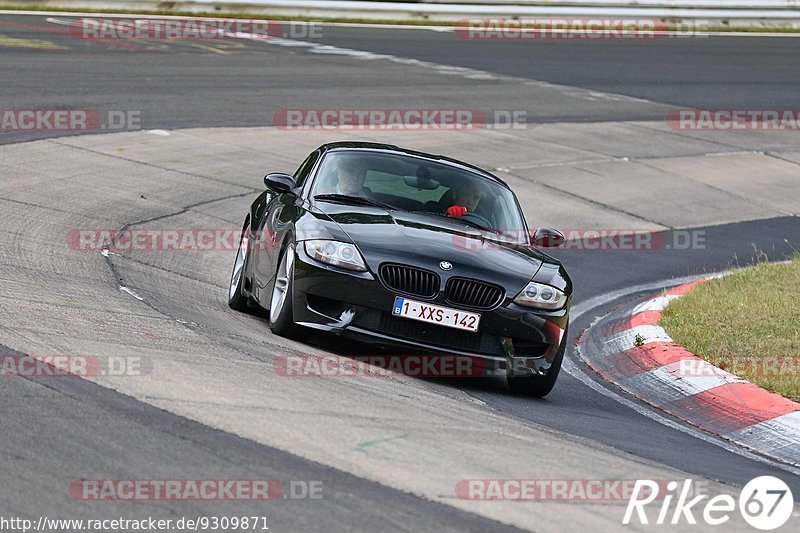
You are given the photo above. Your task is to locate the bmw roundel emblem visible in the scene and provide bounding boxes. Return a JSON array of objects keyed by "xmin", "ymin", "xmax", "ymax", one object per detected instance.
[{"xmin": 439, "ymin": 261, "xmax": 452, "ymax": 271}]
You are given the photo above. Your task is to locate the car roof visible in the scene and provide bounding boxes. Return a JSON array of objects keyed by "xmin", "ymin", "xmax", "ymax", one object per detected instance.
[{"xmin": 316, "ymin": 141, "xmax": 510, "ymax": 189}]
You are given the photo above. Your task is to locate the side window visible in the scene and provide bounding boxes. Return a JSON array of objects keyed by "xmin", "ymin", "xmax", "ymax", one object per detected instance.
[{"xmin": 293, "ymin": 150, "xmax": 320, "ymax": 188}]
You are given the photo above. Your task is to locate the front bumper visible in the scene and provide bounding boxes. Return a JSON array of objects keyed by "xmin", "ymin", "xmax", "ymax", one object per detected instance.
[{"xmin": 291, "ymin": 246, "xmax": 569, "ymax": 377}]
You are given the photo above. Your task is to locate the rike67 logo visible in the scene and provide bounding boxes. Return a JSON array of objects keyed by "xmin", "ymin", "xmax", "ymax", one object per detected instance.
[{"xmin": 624, "ymin": 476, "xmax": 794, "ymax": 530}]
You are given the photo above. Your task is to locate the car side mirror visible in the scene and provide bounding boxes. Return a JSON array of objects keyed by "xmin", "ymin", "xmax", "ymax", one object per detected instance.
[
  {"xmin": 532, "ymin": 228, "xmax": 565, "ymax": 247},
  {"xmin": 264, "ymin": 173, "xmax": 297, "ymax": 194}
]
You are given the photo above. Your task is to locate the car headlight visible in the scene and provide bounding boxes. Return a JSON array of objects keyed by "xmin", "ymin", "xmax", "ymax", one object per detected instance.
[
  {"xmin": 304, "ymin": 240, "xmax": 367, "ymax": 272},
  {"xmin": 513, "ymin": 281, "xmax": 567, "ymax": 310}
]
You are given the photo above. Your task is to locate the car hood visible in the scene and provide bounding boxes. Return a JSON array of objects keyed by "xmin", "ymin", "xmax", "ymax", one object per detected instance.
[{"xmin": 309, "ymin": 203, "xmax": 547, "ymax": 294}]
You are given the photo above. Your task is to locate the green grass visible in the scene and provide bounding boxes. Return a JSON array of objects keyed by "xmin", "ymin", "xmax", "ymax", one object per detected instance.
[
  {"xmin": 3, "ymin": 4, "xmax": 800, "ymax": 33},
  {"xmin": 660, "ymin": 255, "xmax": 800, "ymax": 402}
]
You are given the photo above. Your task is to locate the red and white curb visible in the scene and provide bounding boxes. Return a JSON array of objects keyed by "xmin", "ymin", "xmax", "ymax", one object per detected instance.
[{"xmin": 578, "ymin": 279, "xmax": 800, "ymax": 466}]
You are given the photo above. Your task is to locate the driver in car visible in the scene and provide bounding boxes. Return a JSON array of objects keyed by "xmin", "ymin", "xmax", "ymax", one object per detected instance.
[
  {"xmin": 444, "ymin": 183, "xmax": 482, "ymax": 218},
  {"xmin": 320, "ymin": 157, "xmax": 372, "ymax": 197}
]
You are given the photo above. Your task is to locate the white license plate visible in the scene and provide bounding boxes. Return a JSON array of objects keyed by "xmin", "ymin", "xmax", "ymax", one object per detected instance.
[{"xmin": 391, "ymin": 296, "xmax": 480, "ymax": 333}]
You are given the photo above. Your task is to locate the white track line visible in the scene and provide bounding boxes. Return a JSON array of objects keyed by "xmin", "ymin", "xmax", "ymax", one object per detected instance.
[{"xmin": 6, "ymin": 10, "xmax": 800, "ymax": 37}]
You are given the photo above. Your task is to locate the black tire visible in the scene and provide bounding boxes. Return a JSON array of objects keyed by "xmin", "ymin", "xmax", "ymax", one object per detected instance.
[
  {"xmin": 268, "ymin": 243, "xmax": 310, "ymax": 341},
  {"xmin": 507, "ymin": 326, "xmax": 568, "ymax": 398},
  {"xmin": 228, "ymin": 218, "xmax": 251, "ymax": 312}
]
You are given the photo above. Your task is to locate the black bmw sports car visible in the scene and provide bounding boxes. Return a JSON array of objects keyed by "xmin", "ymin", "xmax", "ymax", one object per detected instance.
[{"xmin": 228, "ymin": 142, "xmax": 572, "ymax": 397}]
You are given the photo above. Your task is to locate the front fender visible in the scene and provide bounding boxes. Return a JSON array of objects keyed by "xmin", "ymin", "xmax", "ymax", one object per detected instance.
[{"xmin": 294, "ymin": 207, "xmax": 353, "ymax": 243}]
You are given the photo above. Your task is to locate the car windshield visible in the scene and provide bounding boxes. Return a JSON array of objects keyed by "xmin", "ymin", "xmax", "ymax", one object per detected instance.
[{"xmin": 311, "ymin": 150, "xmax": 528, "ymax": 242}]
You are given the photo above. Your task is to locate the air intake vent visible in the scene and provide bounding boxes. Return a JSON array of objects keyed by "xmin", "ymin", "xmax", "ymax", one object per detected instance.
[
  {"xmin": 445, "ymin": 277, "xmax": 504, "ymax": 309},
  {"xmin": 379, "ymin": 264, "xmax": 440, "ymax": 299}
]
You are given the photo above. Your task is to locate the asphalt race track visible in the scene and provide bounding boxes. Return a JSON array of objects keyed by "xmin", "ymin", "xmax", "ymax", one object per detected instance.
[{"xmin": 1, "ymin": 12, "xmax": 799, "ymax": 532}]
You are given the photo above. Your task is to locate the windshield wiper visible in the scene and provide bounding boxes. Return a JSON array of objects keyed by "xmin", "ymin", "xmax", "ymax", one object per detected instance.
[
  {"xmin": 410, "ymin": 210, "xmax": 499, "ymax": 233},
  {"xmin": 314, "ymin": 194, "xmax": 397, "ymax": 210}
]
